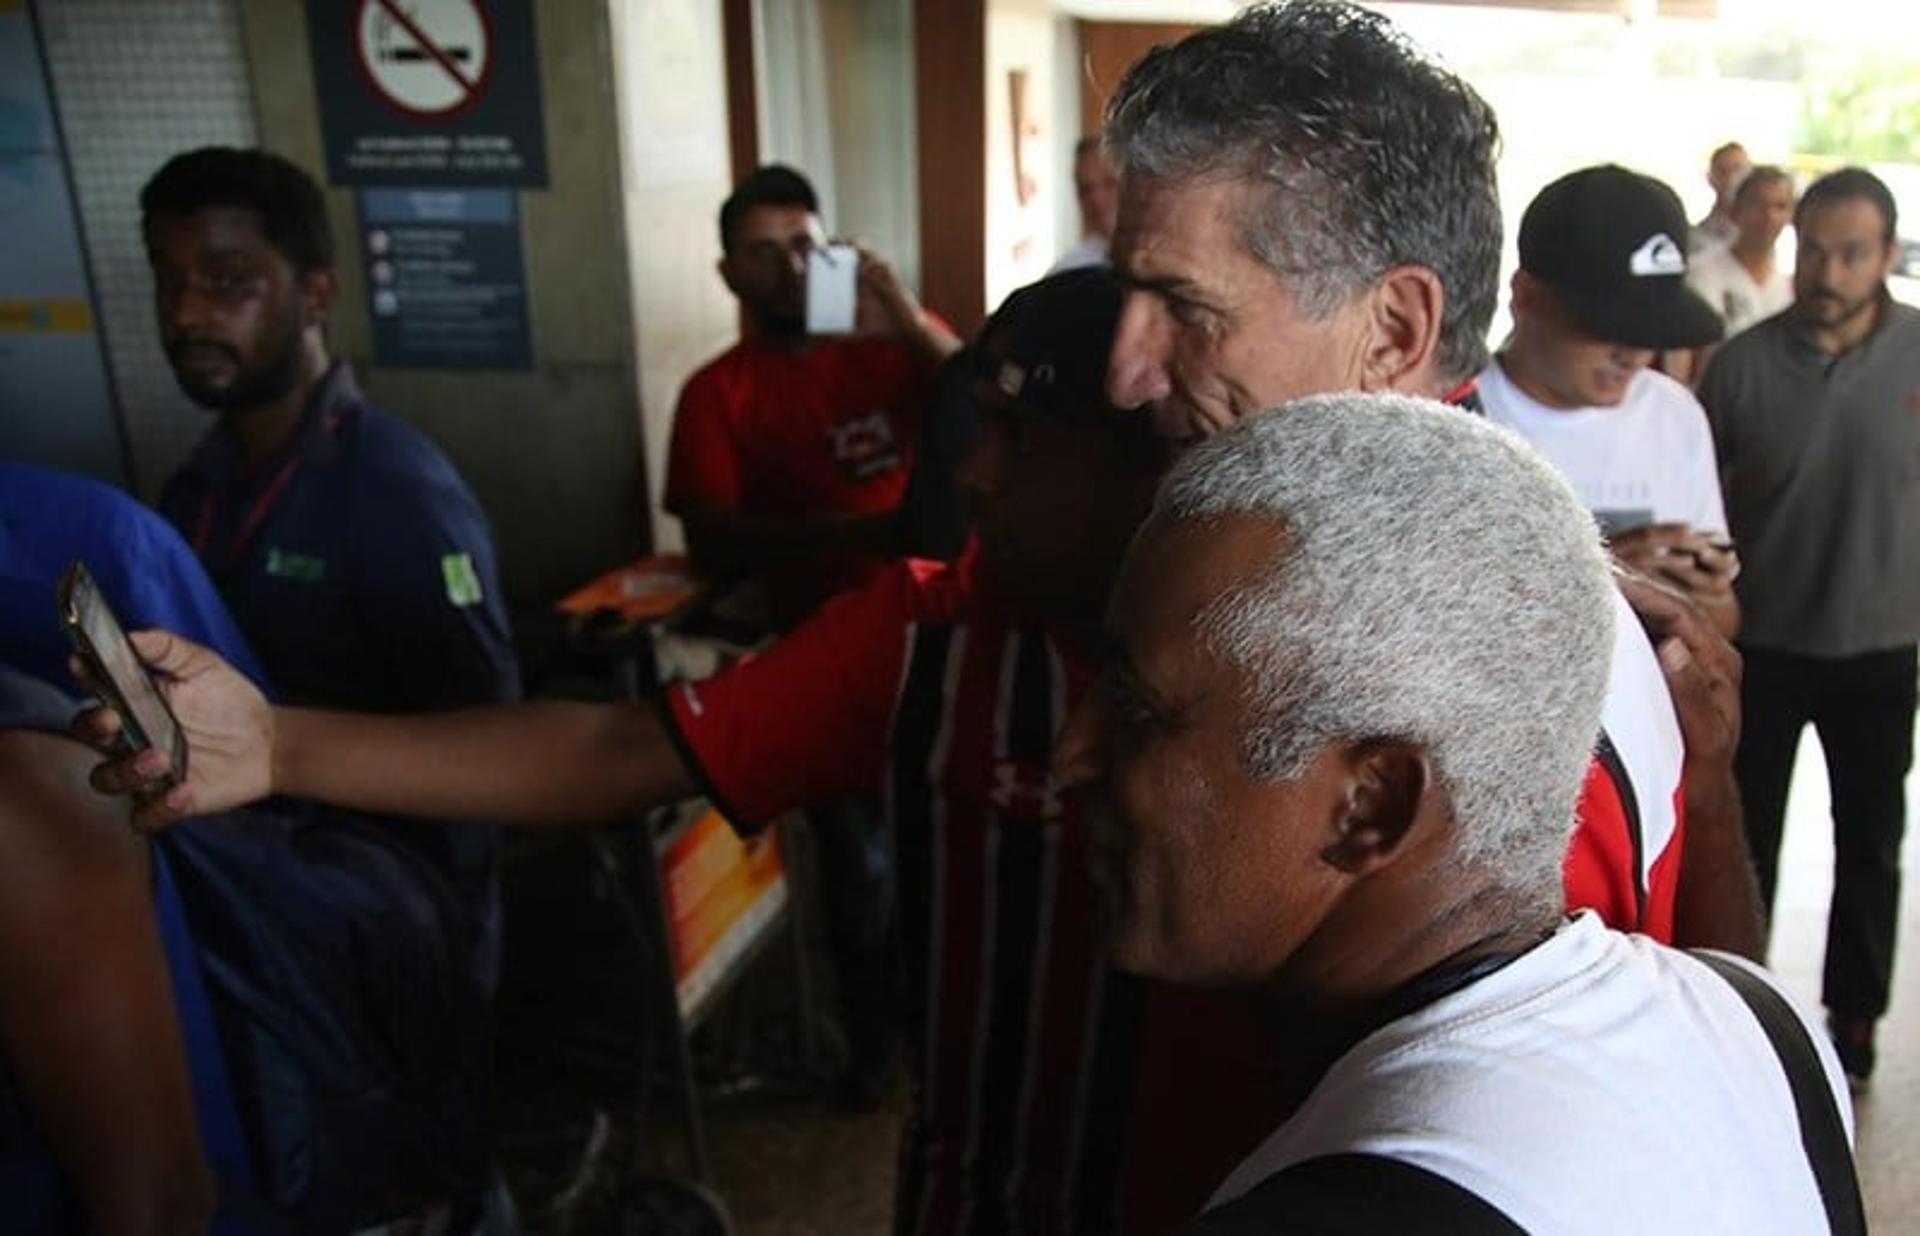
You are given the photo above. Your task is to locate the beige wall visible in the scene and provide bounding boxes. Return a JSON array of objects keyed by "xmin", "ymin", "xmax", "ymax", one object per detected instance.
[
  {"xmin": 984, "ymin": 0, "xmax": 1058, "ymax": 312},
  {"xmin": 611, "ymin": 0, "xmax": 740, "ymax": 555},
  {"xmin": 239, "ymin": 2, "xmax": 651, "ymax": 612}
]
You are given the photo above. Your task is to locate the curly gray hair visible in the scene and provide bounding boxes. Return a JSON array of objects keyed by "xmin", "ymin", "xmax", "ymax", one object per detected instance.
[
  {"xmin": 1154, "ymin": 393, "xmax": 1614, "ymax": 896},
  {"xmin": 1104, "ymin": 0, "xmax": 1503, "ymax": 383}
]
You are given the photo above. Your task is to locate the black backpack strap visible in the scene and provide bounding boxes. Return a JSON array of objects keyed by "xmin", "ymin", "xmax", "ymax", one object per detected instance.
[
  {"xmin": 1691, "ymin": 950, "xmax": 1866, "ymax": 1236},
  {"xmin": 1178, "ymin": 1153, "xmax": 1525, "ymax": 1235}
]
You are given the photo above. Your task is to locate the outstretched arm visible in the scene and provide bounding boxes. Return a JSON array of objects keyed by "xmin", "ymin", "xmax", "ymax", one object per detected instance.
[{"xmin": 83, "ymin": 629, "xmax": 695, "ymax": 832}]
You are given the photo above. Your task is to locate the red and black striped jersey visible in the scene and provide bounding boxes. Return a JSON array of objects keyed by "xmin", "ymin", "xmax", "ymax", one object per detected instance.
[
  {"xmin": 666, "ymin": 548, "xmax": 1150, "ymax": 1233},
  {"xmin": 661, "ymin": 541, "xmax": 1686, "ymax": 1234}
]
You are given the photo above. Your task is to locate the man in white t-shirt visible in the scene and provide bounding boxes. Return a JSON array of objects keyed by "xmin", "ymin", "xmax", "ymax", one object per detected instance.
[
  {"xmin": 1686, "ymin": 164, "xmax": 1795, "ymax": 338},
  {"xmin": 1483, "ymin": 164, "xmax": 1742, "ymax": 637},
  {"xmin": 1690, "ymin": 141, "xmax": 1749, "ymax": 254},
  {"xmin": 1055, "ymin": 394, "xmax": 1856, "ymax": 1235}
]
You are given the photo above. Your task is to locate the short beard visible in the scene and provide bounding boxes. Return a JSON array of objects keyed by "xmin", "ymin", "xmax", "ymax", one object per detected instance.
[
  {"xmin": 1797, "ymin": 289, "xmax": 1878, "ymax": 331},
  {"xmin": 171, "ymin": 305, "xmax": 308, "ymax": 416}
]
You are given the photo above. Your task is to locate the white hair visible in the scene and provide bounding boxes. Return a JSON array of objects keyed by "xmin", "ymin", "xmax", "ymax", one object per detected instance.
[{"xmin": 1155, "ymin": 393, "xmax": 1616, "ymax": 897}]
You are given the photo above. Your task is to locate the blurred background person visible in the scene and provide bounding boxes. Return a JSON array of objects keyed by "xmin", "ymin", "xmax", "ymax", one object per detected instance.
[
  {"xmin": 1687, "ymin": 163, "xmax": 1797, "ymax": 339},
  {"xmin": 1699, "ymin": 166, "xmax": 1920, "ymax": 1091},
  {"xmin": 1050, "ymin": 137, "xmax": 1120, "ymax": 273},
  {"xmin": 1690, "ymin": 140, "xmax": 1751, "ymax": 253}
]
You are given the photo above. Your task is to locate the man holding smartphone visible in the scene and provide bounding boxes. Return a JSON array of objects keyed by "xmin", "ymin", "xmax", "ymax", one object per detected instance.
[
  {"xmin": 1478, "ymin": 166, "xmax": 1742, "ymax": 638},
  {"xmin": 665, "ymin": 164, "xmax": 961, "ymax": 1106},
  {"xmin": 667, "ymin": 163, "xmax": 961, "ymax": 630}
]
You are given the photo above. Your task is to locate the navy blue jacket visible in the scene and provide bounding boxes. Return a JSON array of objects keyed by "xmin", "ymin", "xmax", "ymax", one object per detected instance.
[
  {"xmin": 159, "ymin": 362, "xmax": 517, "ymax": 713},
  {"xmin": 160, "ymin": 363, "xmax": 518, "ymax": 987}
]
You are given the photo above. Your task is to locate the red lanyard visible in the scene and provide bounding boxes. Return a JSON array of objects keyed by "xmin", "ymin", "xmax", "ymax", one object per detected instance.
[
  {"xmin": 1440, "ymin": 375, "xmax": 1480, "ymax": 407},
  {"xmin": 192, "ymin": 454, "xmax": 302, "ymax": 559}
]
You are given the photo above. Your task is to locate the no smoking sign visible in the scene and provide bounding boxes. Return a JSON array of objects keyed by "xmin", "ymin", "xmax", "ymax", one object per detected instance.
[
  {"xmin": 355, "ymin": 0, "xmax": 492, "ymax": 118},
  {"xmin": 308, "ymin": 0, "xmax": 547, "ymax": 186}
]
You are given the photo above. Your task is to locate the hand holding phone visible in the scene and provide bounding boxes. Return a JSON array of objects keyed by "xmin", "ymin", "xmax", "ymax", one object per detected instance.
[
  {"xmin": 805, "ymin": 242, "xmax": 860, "ymax": 336},
  {"xmin": 59, "ymin": 562, "xmax": 186, "ymax": 788}
]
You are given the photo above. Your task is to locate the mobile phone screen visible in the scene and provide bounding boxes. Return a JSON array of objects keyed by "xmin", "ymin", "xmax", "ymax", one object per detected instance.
[
  {"xmin": 805, "ymin": 243, "xmax": 859, "ymax": 336},
  {"xmin": 60, "ymin": 563, "xmax": 185, "ymax": 781}
]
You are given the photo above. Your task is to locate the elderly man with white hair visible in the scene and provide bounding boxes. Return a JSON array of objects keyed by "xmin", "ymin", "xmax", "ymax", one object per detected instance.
[{"xmin": 1054, "ymin": 393, "xmax": 1860, "ymax": 1235}]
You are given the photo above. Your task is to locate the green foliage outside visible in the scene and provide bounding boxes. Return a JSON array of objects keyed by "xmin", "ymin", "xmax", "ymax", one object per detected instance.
[{"xmin": 1799, "ymin": 57, "xmax": 1920, "ymax": 163}]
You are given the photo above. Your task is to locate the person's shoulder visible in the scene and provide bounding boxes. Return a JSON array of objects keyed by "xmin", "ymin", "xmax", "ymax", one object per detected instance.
[
  {"xmin": 1, "ymin": 461, "xmax": 144, "ymax": 528},
  {"xmin": 1, "ymin": 462, "xmax": 198, "ymax": 567},
  {"xmin": 1884, "ymin": 300, "xmax": 1920, "ymax": 338},
  {"xmin": 1470, "ymin": 358, "xmax": 1526, "ymax": 422},
  {"xmin": 1182, "ymin": 1154, "xmax": 1525, "ymax": 1236},
  {"xmin": 1630, "ymin": 366, "xmax": 1710, "ymax": 419},
  {"xmin": 682, "ymin": 340, "xmax": 756, "ymax": 392},
  {"xmin": 335, "ymin": 402, "xmax": 480, "ymax": 503},
  {"xmin": 1730, "ymin": 306, "xmax": 1795, "ymax": 350},
  {"xmin": 673, "ymin": 340, "xmax": 766, "ymax": 424},
  {"xmin": 1702, "ymin": 314, "xmax": 1788, "ymax": 384}
]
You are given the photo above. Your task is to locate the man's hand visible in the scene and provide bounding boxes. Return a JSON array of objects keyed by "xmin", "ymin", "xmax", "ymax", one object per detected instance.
[
  {"xmin": 853, "ymin": 245, "xmax": 961, "ymax": 362},
  {"xmin": 1615, "ymin": 569, "xmax": 1740, "ymax": 761},
  {"xmin": 1608, "ymin": 523, "xmax": 1740, "ymax": 636},
  {"xmin": 1616, "ymin": 569, "xmax": 1765, "ymax": 959},
  {"xmin": 75, "ymin": 630, "xmax": 274, "ymax": 832}
]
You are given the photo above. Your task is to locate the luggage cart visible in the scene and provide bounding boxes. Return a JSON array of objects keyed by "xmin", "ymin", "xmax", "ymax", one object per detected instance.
[{"xmin": 546, "ymin": 556, "xmax": 820, "ymax": 1234}]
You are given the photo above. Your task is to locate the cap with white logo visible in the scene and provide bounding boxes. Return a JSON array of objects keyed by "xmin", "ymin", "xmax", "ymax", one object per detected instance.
[{"xmin": 1519, "ymin": 164, "xmax": 1724, "ymax": 350}]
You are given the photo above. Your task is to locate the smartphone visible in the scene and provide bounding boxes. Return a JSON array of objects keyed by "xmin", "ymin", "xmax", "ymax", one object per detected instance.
[
  {"xmin": 805, "ymin": 243, "xmax": 860, "ymax": 336},
  {"xmin": 58, "ymin": 561, "xmax": 186, "ymax": 786}
]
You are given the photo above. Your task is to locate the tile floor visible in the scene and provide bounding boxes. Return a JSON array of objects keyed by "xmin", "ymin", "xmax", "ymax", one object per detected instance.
[{"xmin": 1765, "ymin": 732, "xmax": 1919, "ymax": 1233}]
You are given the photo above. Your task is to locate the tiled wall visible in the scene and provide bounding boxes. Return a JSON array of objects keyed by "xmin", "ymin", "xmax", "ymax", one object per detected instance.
[{"xmin": 37, "ymin": 0, "xmax": 258, "ymax": 497}]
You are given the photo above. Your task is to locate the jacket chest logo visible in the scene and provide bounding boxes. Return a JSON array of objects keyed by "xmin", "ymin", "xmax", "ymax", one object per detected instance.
[{"xmin": 264, "ymin": 547, "xmax": 327, "ymax": 583}]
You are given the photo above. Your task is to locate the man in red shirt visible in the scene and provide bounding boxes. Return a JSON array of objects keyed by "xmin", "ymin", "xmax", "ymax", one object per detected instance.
[
  {"xmin": 667, "ymin": 165, "xmax": 964, "ymax": 1102},
  {"xmin": 666, "ymin": 164, "xmax": 961, "ymax": 630}
]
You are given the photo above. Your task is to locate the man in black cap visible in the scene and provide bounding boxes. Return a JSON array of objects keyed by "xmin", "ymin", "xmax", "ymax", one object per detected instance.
[{"xmin": 1478, "ymin": 165, "xmax": 1741, "ymax": 637}]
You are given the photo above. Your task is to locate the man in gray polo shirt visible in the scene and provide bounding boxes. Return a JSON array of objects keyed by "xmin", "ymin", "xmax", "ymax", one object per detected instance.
[{"xmin": 1698, "ymin": 166, "xmax": 1920, "ymax": 1087}]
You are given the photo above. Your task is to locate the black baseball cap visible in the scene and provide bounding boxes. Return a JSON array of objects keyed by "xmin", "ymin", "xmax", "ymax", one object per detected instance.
[
  {"xmin": 966, "ymin": 266, "xmax": 1124, "ymax": 423},
  {"xmin": 1519, "ymin": 165, "xmax": 1724, "ymax": 350}
]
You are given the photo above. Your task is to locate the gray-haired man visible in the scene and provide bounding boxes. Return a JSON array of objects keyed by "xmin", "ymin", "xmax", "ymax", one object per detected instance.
[
  {"xmin": 1054, "ymin": 393, "xmax": 1855, "ymax": 1233},
  {"xmin": 1099, "ymin": 0, "xmax": 1762, "ymax": 958}
]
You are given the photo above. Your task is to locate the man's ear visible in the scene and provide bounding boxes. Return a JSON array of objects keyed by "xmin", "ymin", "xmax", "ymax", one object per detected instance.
[
  {"xmin": 1509, "ymin": 268, "xmax": 1544, "ymax": 319},
  {"xmin": 717, "ymin": 254, "xmax": 742, "ymax": 296},
  {"xmin": 1319, "ymin": 738, "xmax": 1432, "ymax": 876},
  {"xmin": 1359, "ymin": 265, "xmax": 1445, "ymax": 393},
  {"xmin": 300, "ymin": 268, "xmax": 339, "ymax": 327}
]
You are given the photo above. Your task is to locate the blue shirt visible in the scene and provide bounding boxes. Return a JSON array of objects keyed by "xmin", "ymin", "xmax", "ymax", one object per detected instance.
[
  {"xmin": 0, "ymin": 462, "xmax": 268, "ymax": 695},
  {"xmin": 0, "ymin": 667, "xmax": 267, "ymax": 1234}
]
